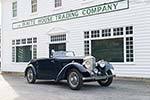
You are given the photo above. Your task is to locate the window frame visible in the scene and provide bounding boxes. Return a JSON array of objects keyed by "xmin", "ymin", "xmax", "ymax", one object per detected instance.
[
  {"xmin": 12, "ymin": 1, "xmax": 17, "ymax": 17},
  {"xmin": 54, "ymin": 0, "xmax": 62, "ymax": 8},
  {"xmin": 12, "ymin": 37, "xmax": 37, "ymax": 63},
  {"xmin": 84, "ymin": 26, "xmax": 134, "ymax": 64},
  {"xmin": 31, "ymin": 0, "xmax": 37, "ymax": 13}
]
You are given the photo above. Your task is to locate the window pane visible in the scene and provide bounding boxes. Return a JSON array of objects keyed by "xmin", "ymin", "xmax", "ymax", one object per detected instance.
[
  {"xmin": 84, "ymin": 41, "xmax": 89, "ymax": 56},
  {"xmin": 33, "ymin": 37, "xmax": 37, "ymax": 43},
  {"xmin": 49, "ymin": 43, "xmax": 66, "ymax": 57},
  {"xmin": 12, "ymin": 47, "xmax": 16, "ymax": 62},
  {"xmin": 33, "ymin": 45, "xmax": 37, "ymax": 59},
  {"xmin": 31, "ymin": 0, "xmax": 37, "ymax": 13},
  {"xmin": 27, "ymin": 38, "xmax": 32, "ymax": 44},
  {"xmin": 12, "ymin": 2, "xmax": 17, "ymax": 17},
  {"xmin": 16, "ymin": 46, "xmax": 32, "ymax": 62},
  {"xmin": 55, "ymin": 0, "xmax": 62, "ymax": 8},
  {"xmin": 126, "ymin": 37, "xmax": 134, "ymax": 62},
  {"xmin": 91, "ymin": 38, "xmax": 124, "ymax": 62},
  {"xmin": 51, "ymin": 34, "xmax": 66, "ymax": 42}
]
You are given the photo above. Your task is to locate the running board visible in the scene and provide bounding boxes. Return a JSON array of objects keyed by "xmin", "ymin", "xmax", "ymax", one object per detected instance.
[{"xmin": 83, "ymin": 75, "xmax": 115, "ymax": 81}]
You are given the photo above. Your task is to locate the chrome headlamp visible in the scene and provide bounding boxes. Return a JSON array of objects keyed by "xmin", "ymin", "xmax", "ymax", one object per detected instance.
[
  {"xmin": 82, "ymin": 56, "xmax": 96, "ymax": 71},
  {"xmin": 82, "ymin": 60, "xmax": 91, "ymax": 69},
  {"xmin": 93, "ymin": 68, "xmax": 98, "ymax": 74},
  {"xmin": 98, "ymin": 60, "xmax": 106, "ymax": 68}
]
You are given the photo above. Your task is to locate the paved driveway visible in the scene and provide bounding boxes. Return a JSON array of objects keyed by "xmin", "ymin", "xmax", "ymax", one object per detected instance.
[{"xmin": 0, "ymin": 74, "xmax": 150, "ymax": 100}]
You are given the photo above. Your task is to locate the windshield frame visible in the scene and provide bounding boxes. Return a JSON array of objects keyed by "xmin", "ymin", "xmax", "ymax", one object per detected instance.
[{"xmin": 52, "ymin": 51, "xmax": 75, "ymax": 57}]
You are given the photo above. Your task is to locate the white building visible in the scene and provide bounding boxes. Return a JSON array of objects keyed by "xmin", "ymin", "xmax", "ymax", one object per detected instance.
[
  {"xmin": 1, "ymin": 0, "xmax": 150, "ymax": 78},
  {"xmin": 0, "ymin": 27, "xmax": 1, "ymax": 71}
]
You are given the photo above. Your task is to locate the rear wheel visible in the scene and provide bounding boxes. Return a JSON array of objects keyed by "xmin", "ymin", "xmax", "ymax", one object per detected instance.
[
  {"xmin": 98, "ymin": 70, "xmax": 113, "ymax": 86},
  {"xmin": 67, "ymin": 69, "xmax": 83, "ymax": 90},
  {"xmin": 26, "ymin": 68, "xmax": 36, "ymax": 83}
]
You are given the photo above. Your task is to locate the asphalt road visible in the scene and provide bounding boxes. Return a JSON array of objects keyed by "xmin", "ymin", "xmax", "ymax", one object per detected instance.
[{"xmin": 0, "ymin": 74, "xmax": 150, "ymax": 100}]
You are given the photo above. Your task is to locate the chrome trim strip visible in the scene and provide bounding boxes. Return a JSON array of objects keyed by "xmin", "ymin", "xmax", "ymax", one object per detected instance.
[{"xmin": 83, "ymin": 75, "xmax": 115, "ymax": 81}]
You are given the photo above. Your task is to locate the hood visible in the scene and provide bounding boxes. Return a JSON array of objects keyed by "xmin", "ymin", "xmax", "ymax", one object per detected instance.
[{"xmin": 55, "ymin": 56, "xmax": 84, "ymax": 64}]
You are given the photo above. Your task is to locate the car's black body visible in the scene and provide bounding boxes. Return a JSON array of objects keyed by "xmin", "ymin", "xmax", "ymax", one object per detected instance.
[{"xmin": 25, "ymin": 51, "xmax": 115, "ymax": 90}]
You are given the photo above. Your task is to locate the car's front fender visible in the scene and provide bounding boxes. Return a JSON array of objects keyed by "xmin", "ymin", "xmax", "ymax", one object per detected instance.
[
  {"xmin": 56, "ymin": 62, "xmax": 87, "ymax": 81},
  {"xmin": 105, "ymin": 63, "xmax": 114, "ymax": 74}
]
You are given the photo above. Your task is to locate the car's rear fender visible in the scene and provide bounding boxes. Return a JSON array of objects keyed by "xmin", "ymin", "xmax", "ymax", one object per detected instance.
[
  {"xmin": 56, "ymin": 62, "xmax": 87, "ymax": 81},
  {"xmin": 24, "ymin": 64, "xmax": 36, "ymax": 77}
]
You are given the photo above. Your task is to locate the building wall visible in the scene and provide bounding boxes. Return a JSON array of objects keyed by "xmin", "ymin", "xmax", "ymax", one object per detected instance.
[{"xmin": 1, "ymin": 0, "xmax": 150, "ymax": 77}]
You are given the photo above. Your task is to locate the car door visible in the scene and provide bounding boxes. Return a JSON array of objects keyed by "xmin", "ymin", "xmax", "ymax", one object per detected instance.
[{"xmin": 37, "ymin": 59, "xmax": 57, "ymax": 79}]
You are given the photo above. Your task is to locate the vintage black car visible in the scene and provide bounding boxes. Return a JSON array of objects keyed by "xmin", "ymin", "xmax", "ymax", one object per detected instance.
[{"xmin": 25, "ymin": 51, "xmax": 115, "ymax": 90}]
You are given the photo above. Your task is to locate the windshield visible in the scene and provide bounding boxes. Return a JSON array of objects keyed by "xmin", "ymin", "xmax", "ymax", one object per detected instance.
[{"xmin": 53, "ymin": 51, "xmax": 75, "ymax": 57}]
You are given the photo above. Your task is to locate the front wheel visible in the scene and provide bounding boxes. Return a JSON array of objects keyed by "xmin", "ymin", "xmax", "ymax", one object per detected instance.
[
  {"xmin": 67, "ymin": 69, "xmax": 83, "ymax": 90},
  {"xmin": 98, "ymin": 70, "xmax": 113, "ymax": 86},
  {"xmin": 26, "ymin": 68, "xmax": 36, "ymax": 84}
]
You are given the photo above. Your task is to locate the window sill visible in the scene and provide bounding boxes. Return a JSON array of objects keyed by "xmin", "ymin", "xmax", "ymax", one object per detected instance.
[
  {"xmin": 12, "ymin": 62, "xmax": 29, "ymax": 65},
  {"xmin": 111, "ymin": 62, "xmax": 135, "ymax": 65},
  {"xmin": 81, "ymin": 0, "xmax": 94, "ymax": 5},
  {"xmin": 11, "ymin": 17, "xmax": 18, "ymax": 21},
  {"xmin": 53, "ymin": 6, "xmax": 63, "ymax": 12},
  {"xmin": 30, "ymin": 12, "xmax": 38, "ymax": 16}
]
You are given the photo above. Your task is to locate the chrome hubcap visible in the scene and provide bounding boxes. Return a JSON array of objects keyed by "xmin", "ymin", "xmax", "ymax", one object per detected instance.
[
  {"xmin": 69, "ymin": 72, "xmax": 79, "ymax": 87},
  {"xmin": 27, "ymin": 69, "xmax": 33, "ymax": 82}
]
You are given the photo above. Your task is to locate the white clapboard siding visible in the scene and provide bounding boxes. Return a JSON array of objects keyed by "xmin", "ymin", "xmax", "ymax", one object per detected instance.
[{"xmin": 1, "ymin": 0, "xmax": 150, "ymax": 78}]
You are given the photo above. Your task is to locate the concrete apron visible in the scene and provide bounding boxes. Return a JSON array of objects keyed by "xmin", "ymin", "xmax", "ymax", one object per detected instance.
[{"xmin": 1, "ymin": 72, "xmax": 150, "ymax": 83}]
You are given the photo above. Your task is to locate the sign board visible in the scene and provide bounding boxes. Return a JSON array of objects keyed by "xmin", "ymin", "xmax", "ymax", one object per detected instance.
[{"xmin": 12, "ymin": 0, "xmax": 129, "ymax": 29}]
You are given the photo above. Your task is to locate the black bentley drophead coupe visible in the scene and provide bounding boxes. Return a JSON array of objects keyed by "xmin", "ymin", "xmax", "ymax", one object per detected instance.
[{"xmin": 25, "ymin": 51, "xmax": 115, "ymax": 90}]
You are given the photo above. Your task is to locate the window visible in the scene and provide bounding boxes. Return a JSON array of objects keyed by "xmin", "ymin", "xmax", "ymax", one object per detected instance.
[
  {"xmin": 84, "ymin": 41, "xmax": 90, "ymax": 56},
  {"xmin": 102, "ymin": 29, "xmax": 111, "ymax": 37},
  {"xmin": 22, "ymin": 39, "xmax": 26, "ymax": 44},
  {"xmin": 91, "ymin": 30, "xmax": 100, "ymax": 38},
  {"xmin": 55, "ymin": 0, "xmax": 62, "ymax": 8},
  {"xmin": 91, "ymin": 38, "xmax": 124, "ymax": 62},
  {"xmin": 12, "ymin": 1, "xmax": 17, "ymax": 17},
  {"xmin": 126, "ymin": 26, "xmax": 133, "ymax": 35},
  {"xmin": 51, "ymin": 34, "xmax": 66, "ymax": 42},
  {"xmin": 12, "ymin": 40, "xmax": 15, "ymax": 45},
  {"xmin": 12, "ymin": 37, "xmax": 37, "ymax": 62},
  {"xmin": 84, "ymin": 26, "xmax": 134, "ymax": 63},
  {"xmin": 27, "ymin": 38, "xmax": 32, "ymax": 44},
  {"xmin": 126, "ymin": 37, "xmax": 134, "ymax": 62},
  {"xmin": 16, "ymin": 46, "xmax": 32, "ymax": 62},
  {"xmin": 33, "ymin": 37, "xmax": 37, "ymax": 43},
  {"xmin": 16, "ymin": 39, "xmax": 20, "ymax": 45},
  {"xmin": 12, "ymin": 47, "xmax": 16, "ymax": 62},
  {"xmin": 84, "ymin": 31, "xmax": 90, "ymax": 39},
  {"xmin": 113, "ymin": 27, "xmax": 123, "ymax": 36},
  {"xmin": 33, "ymin": 45, "xmax": 37, "ymax": 59},
  {"xmin": 31, "ymin": 0, "xmax": 37, "ymax": 13}
]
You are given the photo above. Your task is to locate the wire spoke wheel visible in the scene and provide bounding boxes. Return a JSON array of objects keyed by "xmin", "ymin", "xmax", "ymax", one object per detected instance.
[
  {"xmin": 26, "ymin": 68, "xmax": 36, "ymax": 83},
  {"xmin": 67, "ymin": 69, "xmax": 83, "ymax": 90},
  {"xmin": 98, "ymin": 70, "xmax": 113, "ymax": 86},
  {"xmin": 69, "ymin": 72, "xmax": 79, "ymax": 87}
]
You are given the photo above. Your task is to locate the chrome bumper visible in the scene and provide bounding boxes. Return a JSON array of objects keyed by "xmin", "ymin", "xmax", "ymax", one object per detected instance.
[{"xmin": 83, "ymin": 75, "xmax": 116, "ymax": 81}]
